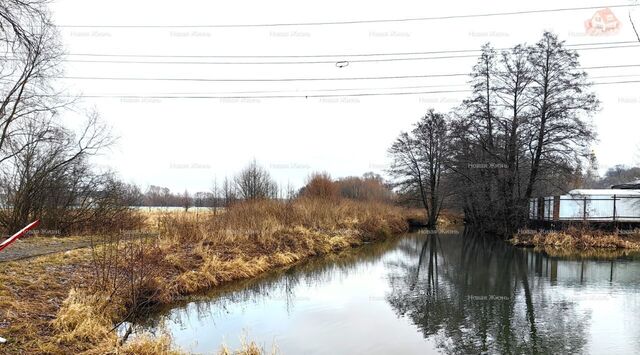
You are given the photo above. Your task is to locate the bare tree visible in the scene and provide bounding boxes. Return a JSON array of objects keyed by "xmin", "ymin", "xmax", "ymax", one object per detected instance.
[
  {"xmin": 0, "ymin": 0, "xmax": 71, "ymax": 165},
  {"xmin": 210, "ymin": 176, "xmax": 220, "ymax": 213},
  {"xmin": 389, "ymin": 109, "xmax": 451, "ymax": 227},
  {"xmin": 494, "ymin": 44, "xmax": 534, "ymax": 225},
  {"xmin": 222, "ymin": 176, "xmax": 236, "ymax": 206},
  {"xmin": 285, "ymin": 181, "xmax": 296, "ymax": 201},
  {"xmin": 181, "ymin": 189, "xmax": 192, "ymax": 212},
  {"xmin": 234, "ymin": 159, "xmax": 278, "ymax": 200},
  {"xmin": 525, "ymin": 32, "xmax": 598, "ymax": 200}
]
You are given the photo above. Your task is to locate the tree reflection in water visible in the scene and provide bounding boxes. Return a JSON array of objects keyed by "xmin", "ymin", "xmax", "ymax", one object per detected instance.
[{"xmin": 385, "ymin": 228, "xmax": 590, "ymax": 354}]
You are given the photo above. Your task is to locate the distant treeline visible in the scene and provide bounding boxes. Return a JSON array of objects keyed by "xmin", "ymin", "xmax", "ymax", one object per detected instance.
[
  {"xmin": 134, "ymin": 161, "xmax": 396, "ymax": 209},
  {"xmin": 585, "ymin": 165, "xmax": 640, "ymax": 189}
]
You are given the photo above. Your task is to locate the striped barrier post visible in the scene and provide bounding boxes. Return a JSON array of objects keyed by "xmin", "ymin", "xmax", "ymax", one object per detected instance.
[{"xmin": 0, "ymin": 220, "xmax": 41, "ymax": 253}]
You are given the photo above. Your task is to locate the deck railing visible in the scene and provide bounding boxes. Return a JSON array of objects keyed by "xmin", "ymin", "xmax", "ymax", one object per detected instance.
[{"xmin": 529, "ymin": 195, "xmax": 640, "ymax": 222}]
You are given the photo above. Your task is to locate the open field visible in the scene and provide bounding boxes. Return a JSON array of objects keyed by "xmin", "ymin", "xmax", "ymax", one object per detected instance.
[{"xmin": 0, "ymin": 198, "xmax": 420, "ymax": 354}]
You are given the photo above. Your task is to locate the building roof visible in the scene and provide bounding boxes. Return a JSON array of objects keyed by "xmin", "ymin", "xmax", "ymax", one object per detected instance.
[
  {"xmin": 611, "ymin": 180, "xmax": 640, "ymax": 190},
  {"xmin": 568, "ymin": 189, "xmax": 640, "ymax": 196},
  {"xmin": 594, "ymin": 8, "xmax": 617, "ymax": 20}
]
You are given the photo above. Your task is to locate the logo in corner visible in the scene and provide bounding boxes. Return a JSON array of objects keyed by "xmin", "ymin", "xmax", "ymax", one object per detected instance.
[{"xmin": 585, "ymin": 8, "xmax": 621, "ymax": 35}]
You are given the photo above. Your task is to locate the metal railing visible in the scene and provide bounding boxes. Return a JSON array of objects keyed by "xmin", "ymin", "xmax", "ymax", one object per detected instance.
[{"xmin": 529, "ymin": 195, "xmax": 640, "ymax": 222}]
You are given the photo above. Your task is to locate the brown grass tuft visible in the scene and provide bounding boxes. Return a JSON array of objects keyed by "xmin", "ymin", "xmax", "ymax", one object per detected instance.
[
  {"xmin": 119, "ymin": 333, "xmax": 183, "ymax": 355},
  {"xmin": 52, "ymin": 289, "xmax": 121, "ymax": 346}
]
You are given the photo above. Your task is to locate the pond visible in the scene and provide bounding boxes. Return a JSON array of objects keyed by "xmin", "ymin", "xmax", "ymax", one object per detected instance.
[{"xmin": 136, "ymin": 230, "xmax": 640, "ymax": 354}]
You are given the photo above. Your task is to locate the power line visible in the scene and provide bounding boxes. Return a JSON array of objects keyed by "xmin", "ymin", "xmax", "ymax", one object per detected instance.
[
  {"xmin": 592, "ymin": 79, "xmax": 640, "ymax": 85},
  {"xmin": 71, "ymin": 83, "xmax": 471, "ymax": 97},
  {"xmin": 590, "ymin": 73, "xmax": 640, "ymax": 79},
  {"xmin": 43, "ymin": 79, "xmax": 640, "ymax": 100},
  {"xmin": 52, "ymin": 64, "xmax": 640, "ymax": 82},
  {"xmin": 49, "ymin": 89, "xmax": 474, "ymax": 99},
  {"xmin": 55, "ymin": 73, "xmax": 472, "ymax": 82},
  {"xmin": 583, "ymin": 64, "xmax": 640, "ymax": 69},
  {"xmin": 49, "ymin": 54, "xmax": 481, "ymax": 65},
  {"xmin": 58, "ymin": 41, "xmax": 640, "ymax": 59},
  {"xmin": 55, "ymin": 4, "xmax": 636, "ymax": 28},
  {"xmin": 10, "ymin": 43, "xmax": 627, "ymax": 66},
  {"xmin": 58, "ymin": 75, "xmax": 640, "ymax": 97}
]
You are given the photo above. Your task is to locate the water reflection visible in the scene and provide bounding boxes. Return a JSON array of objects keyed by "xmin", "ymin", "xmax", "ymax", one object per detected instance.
[
  {"xmin": 139, "ymin": 230, "xmax": 640, "ymax": 354},
  {"xmin": 387, "ymin": 231, "xmax": 589, "ymax": 354}
]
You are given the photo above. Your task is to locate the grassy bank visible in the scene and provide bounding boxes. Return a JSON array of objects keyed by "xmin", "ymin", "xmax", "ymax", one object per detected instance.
[
  {"xmin": 0, "ymin": 198, "xmax": 414, "ymax": 354},
  {"xmin": 511, "ymin": 227, "xmax": 640, "ymax": 250}
]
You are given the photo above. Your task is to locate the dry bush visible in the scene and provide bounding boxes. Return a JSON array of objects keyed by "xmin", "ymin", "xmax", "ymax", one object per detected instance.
[{"xmin": 300, "ymin": 172, "xmax": 339, "ymax": 200}]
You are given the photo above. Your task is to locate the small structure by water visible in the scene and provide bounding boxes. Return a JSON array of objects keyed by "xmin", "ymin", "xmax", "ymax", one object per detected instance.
[{"xmin": 529, "ymin": 185, "xmax": 640, "ymax": 223}]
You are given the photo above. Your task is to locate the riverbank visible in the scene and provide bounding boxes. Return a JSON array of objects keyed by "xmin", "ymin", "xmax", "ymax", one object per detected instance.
[
  {"xmin": 510, "ymin": 227, "xmax": 640, "ymax": 250},
  {"xmin": 0, "ymin": 198, "xmax": 419, "ymax": 354}
]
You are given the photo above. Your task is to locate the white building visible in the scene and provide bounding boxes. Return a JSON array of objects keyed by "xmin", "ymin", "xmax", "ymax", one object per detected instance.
[{"xmin": 530, "ymin": 186, "xmax": 640, "ymax": 222}]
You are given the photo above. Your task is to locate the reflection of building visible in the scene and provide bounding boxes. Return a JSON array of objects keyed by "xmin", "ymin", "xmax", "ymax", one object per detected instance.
[
  {"xmin": 530, "ymin": 182, "xmax": 640, "ymax": 223},
  {"xmin": 585, "ymin": 8, "xmax": 621, "ymax": 35}
]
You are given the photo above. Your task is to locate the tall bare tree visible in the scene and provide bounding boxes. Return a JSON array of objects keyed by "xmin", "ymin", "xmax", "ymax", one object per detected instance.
[
  {"xmin": 524, "ymin": 32, "xmax": 598, "ymax": 200},
  {"xmin": 389, "ymin": 109, "xmax": 451, "ymax": 227},
  {"xmin": 494, "ymin": 44, "xmax": 534, "ymax": 226}
]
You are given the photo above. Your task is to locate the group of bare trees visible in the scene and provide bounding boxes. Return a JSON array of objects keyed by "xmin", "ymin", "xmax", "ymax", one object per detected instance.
[
  {"xmin": 0, "ymin": 1, "xmax": 137, "ymax": 234},
  {"xmin": 300, "ymin": 171, "xmax": 395, "ymax": 202},
  {"xmin": 389, "ymin": 32, "xmax": 599, "ymax": 235},
  {"xmin": 335, "ymin": 172, "xmax": 395, "ymax": 202},
  {"xmin": 138, "ymin": 160, "xmax": 284, "ymax": 209}
]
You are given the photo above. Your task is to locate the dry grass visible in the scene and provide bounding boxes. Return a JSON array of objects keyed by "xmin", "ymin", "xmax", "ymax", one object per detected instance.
[
  {"xmin": 52, "ymin": 289, "xmax": 120, "ymax": 346},
  {"xmin": 511, "ymin": 227, "xmax": 640, "ymax": 250},
  {"xmin": 0, "ymin": 248, "xmax": 95, "ymax": 353},
  {"xmin": 0, "ymin": 198, "xmax": 411, "ymax": 354},
  {"xmin": 218, "ymin": 334, "xmax": 278, "ymax": 355},
  {"xmin": 154, "ymin": 198, "xmax": 409, "ymax": 300},
  {"xmin": 536, "ymin": 246, "xmax": 640, "ymax": 259},
  {"xmin": 117, "ymin": 333, "xmax": 182, "ymax": 355}
]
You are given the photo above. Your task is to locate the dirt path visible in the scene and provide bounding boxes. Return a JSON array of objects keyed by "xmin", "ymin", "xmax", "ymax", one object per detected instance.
[{"xmin": 0, "ymin": 236, "xmax": 97, "ymax": 262}]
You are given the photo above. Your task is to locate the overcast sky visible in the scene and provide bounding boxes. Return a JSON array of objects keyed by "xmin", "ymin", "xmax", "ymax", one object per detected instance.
[{"xmin": 49, "ymin": 0, "xmax": 640, "ymax": 193}]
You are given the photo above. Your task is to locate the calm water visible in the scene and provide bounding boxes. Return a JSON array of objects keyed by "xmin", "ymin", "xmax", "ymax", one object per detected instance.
[{"xmin": 137, "ymin": 230, "xmax": 640, "ymax": 354}]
